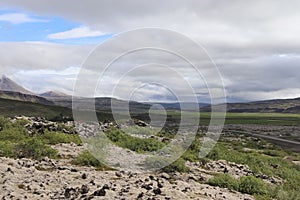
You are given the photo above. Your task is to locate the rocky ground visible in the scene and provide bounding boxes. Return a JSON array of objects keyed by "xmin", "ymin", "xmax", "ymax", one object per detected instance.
[{"xmin": 0, "ymin": 143, "xmax": 256, "ymax": 200}]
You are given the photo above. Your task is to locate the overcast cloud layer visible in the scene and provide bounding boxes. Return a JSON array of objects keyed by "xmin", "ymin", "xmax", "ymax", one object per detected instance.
[{"xmin": 0, "ymin": 0, "xmax": 300, "ymax": 102}]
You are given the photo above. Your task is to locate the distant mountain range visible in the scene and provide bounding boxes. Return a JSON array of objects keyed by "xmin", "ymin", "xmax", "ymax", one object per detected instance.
[
  {"xmin": 0, "ymin": 75, "xmax": 33, "ymax": 94},
  {"xmin": 39, "ymin": 91, "xmax": 70, "ymax": 98},
  {"xmin": 201, "ymin": 98, "xmax": 300, "ymax": 114},
  {"xmin": 0, "ymin": 75, "xmax": 67, "ymax": 105},
  {"xmin": 0, "ymin": 75, "xmax": 300, "ymax": 114}
]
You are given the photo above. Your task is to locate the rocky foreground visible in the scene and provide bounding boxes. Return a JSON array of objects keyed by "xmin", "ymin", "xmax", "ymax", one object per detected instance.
[{"xmin": 0, "ymin": 143, "xmax": 256, "ymax": 200}]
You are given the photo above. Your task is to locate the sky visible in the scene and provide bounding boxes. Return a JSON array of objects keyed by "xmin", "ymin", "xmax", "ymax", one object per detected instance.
[{"xmin": 0, "ymin": 0, "xmax": 300, "ymax": 103}]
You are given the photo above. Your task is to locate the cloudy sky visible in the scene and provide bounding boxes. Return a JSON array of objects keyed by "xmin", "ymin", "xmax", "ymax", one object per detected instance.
[{"xmin": 0, "ymin": 0, "xmax": 300, "ymax": 102}]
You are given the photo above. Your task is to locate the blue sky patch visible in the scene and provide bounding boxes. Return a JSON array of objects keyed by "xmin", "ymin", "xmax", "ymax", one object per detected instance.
[{"xmin": 0, "ymin": 9, "xmax": 112, "ymax": 44}]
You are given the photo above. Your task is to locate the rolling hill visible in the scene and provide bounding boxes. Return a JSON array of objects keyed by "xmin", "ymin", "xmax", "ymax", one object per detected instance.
[
  {"xmin": 50, "ymin": 97, "xmax": 151, "ymax": 113},
  {"xmin": 0, "ymin": 91, "xmax": 54, "ymax": 105},
  {"xmin": 201, "ymin": 97, "xmax": 300, "ymax": 113},
  {"xmin": 0, "ymin": 98, "xmax": 72, "ymax": 120}
]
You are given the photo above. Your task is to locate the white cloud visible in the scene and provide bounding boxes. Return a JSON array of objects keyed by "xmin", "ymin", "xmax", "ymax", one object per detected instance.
[
  {"xmin": 0, "ymin": 13, "xmax": 46, "ymax": 24},
  {"xmin": 1, "ymin": 1, "xmax": 300, "ymax": 101},
  {"xmin": 47, "ymin": 26, "xmax": 106, "ymax": 39},
  {"xmin": 0, "ymin": 42, "xmax": 94, "ymax": 74},
  {"xmin": 12, "ymin": 67, "xmax": 80, "ymax": 94}
]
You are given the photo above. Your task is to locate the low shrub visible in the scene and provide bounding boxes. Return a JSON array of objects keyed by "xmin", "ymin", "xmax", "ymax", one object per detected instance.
[
  {"xmin": 0, "ymin": 141, "xmax": 15, "ymax": 157},
  {"xmin": 106, "ymin": 129, "xmax": 164, "ymax": 153},
  {"xmin": 38, "ymin": 131, "xmax": 82, "ymax": 145},
  {"xmin": 15, "ymin": 138, "xmax": 57, "ymax": 160},
  {"xmin": 238, "ymin": 176, "xmax": 268, "ymax": 195},
  {"xmin": 207, "ymin": 174, "xmax": 269, "ymax": 196},
  {"xmin": 0, "ymin": 116, "xmax": 11, "ymax": 130},
  {"xmin": 144, "ymin": 156, "xmax": 189, "ymax": 173},
  {"xmin": 0, "ymin": 127, "xmax": 27, "ymax": 141},
  {"xmin": 72, "ymin": 150, "xmax": 111, "ymax": 171},
  {"xmin": 162, "ymin": 158, "xmax": 189, "ymax": 173},
  {"xmin": 207, "ymin": 173, "xmax": 239, "ymax": 190}
]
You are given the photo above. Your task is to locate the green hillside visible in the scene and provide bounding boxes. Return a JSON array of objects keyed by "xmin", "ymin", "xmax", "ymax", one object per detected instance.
[{"xmin": 0, "ymin": 98, "xmax": 72, "ymax": 121}]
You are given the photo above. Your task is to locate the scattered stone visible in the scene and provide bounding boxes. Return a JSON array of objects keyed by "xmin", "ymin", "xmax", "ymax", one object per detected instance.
[
  {"xmin": 142, "ymin": 183, "xmax": 153, "ymax": 190},
  {"xmin": 121, "ymin": 188, "xmax": 129, "ymax": 193},
  {"xmin": 93, "ymin": 188, "xmax": 106, "ymax": 196},
  {"xmin": 6, "ymin": 167, "xmax": 13, "ymax": 174},
  {"xmin": 102, "ymin": 184, "xmax": 110, "ymax": 190},
  {"xmin": 81, "ymin": 173, "xmax": 87, "ymax": 179},
  {"xmin": 64, "ymin": 187, "xmax": 79, "ymax": 199},
  {"xmin": 137, "ymin": 192, "xmax": 144, "ymax": 199},
  {"xmin": 80, "ymin": 185, "xmax": 89, "ymax": 194},
  {"xmin": 157, "ymin": 181, "xmax": 164, "ymax": 189},
  {"xmin": 160, "ymin": 173, "xmax": 170, "ymax": 180},
  {"xmin": 115, "ymin": 171, "xmax": 122, "ymax": 178},
  {"xmin": 153, "ymin": 188, "xmax": 162, "ymax": 195}
]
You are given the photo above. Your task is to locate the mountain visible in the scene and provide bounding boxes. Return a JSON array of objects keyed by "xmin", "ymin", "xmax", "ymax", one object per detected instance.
[
  {"xmin": 51, "ymin": 97, "xmax": 151, "ymax": 113},
  {"xmin": 0, "ymin": 91, "xmax": 54, "ymax": 106},
  {"xmin": 39, "ymin": 91, "xmax": 69, "ymax": 98},
  {"xmin": 0, "ymin": 75, "xmax": 33, "ymax": 94},
  {"xmin": 201, "ymin": 97, "xmax": 300, "ymax": 113},
  {"xmin": 1, "ymin": 75, "xmax": 299, "ymax": 114}
]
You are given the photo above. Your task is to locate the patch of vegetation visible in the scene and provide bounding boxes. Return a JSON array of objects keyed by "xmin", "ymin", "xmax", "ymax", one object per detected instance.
[
  {"xmin": 0, "ymin": 116, "xmax": 82, "ymax": 160},
  {"xmin": 144, "ymin": 156, "xmax": 189, "ymax": 173},
  {"xmin": 0, "ymin": 116, "xmax": 10, "ymax": 130},
  {"xmin": 181, "ymin": 135, "xmax": 205, "ymax": 162},
  {"xmin": 0, "ymin": 98, "xmax": 73, "ymax": 120},
  {"xmin": 72, "ymin": 150, "xmax": 112, "ymax": 171},
  {"xmin": 207, "ymin": 173, "xmax": 239, "ymax": 191},
  {"xmin": 238, "ymin": 176, "xmax": 268, "ymax": 195},
  {"xmin": 0, "ymin": 141, "xmax": 15, "ymax": 157},
  {"xmin": 165, "ymin": 111, "xmax": 300, "ymax": 126},
  {"xmin": 106, "ymin": 129, "xmax": 164, "ymax": 153},
  {"xmin": 208, "ymin": 174, "xmax": 268, "ymax": 196},
  {"xmin": 0, "ymin": 126, "xmax": 27, "ymax": 141},
  {"xmin": 205, "ymin": 136, "xmax": 300, "ymax": 200},
  {"xmin": 15, "ymin": 138, "xmax": 58, "ymax": 160},
  {"xmin": 162, "ymin": 158, "xmax": 189, "ymax": 173},
  {"xmin": 38, "ymin": 131, "xmax": 82, "ymax": 145}
]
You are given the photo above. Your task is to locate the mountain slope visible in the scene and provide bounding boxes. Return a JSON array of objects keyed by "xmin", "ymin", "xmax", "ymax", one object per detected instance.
[
  {"xmin": 0, "ymin": 91, "xmax": 54, "ymax": 105},
  {"xmin": 0, "ymin": 76, "xmax": 55, "ymax": 106},
  {"xmin": 201, "ymin": 97, "xmax": 300, "ymax": 113},
  {"xmin": 0, "ymin": 98, "xmax": 72, "ymax": 120},
  {"xmin": 39, "ymin": 91, "xmax": 69, "ymax": 98},
  {"xmin": 51, "ymin": 97, "xmax": 151, "ymax": 113},
  {"xmin": 0, "ymin": 75, "xmax": 33, "ymax": 94}
]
